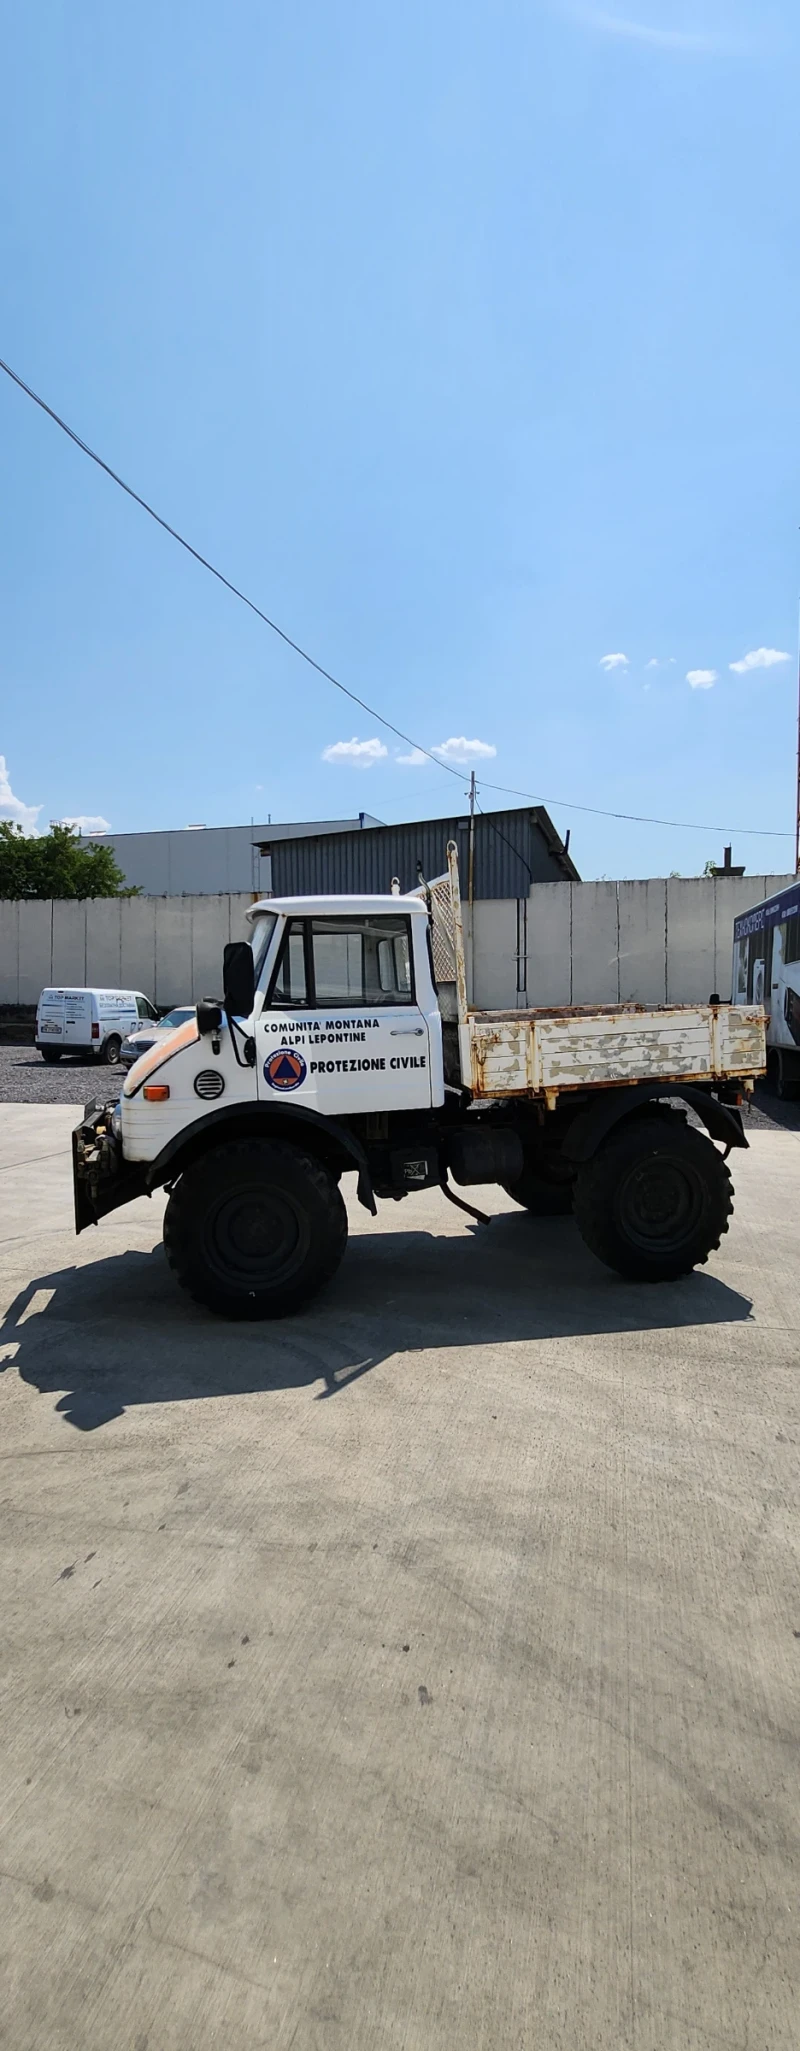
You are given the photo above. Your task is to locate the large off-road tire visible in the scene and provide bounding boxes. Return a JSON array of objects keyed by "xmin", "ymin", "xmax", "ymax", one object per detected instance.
[
  {"xmin": 500, "ymin": 1152, "xmax": 575, "ymax": 1216},
  {"xmin": 40, "ymin": 1047, "xmax": 62, "ymax": 1064},
  {"xmin": 573, "ymin": 1115, "xmax": 733, "ymax": 1282},
  {"xmin": 163, "ymin": 1137, "xmax": 348, "ymax": 1319}
]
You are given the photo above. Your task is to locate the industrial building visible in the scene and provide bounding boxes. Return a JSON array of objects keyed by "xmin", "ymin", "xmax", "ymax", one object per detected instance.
[
  {"xmin": 81, "ymin": 805, "xmax": 579, "ymax": 898},
  {"xmin": 79, "ymin": 814, "xmax": 383, "ymax": 896},
  {"xmin": 259, "ymin": 805, "xmax": 579, "ymax": 899}
]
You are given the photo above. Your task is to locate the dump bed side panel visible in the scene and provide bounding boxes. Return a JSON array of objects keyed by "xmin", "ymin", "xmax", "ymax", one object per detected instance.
[
  {"xmin": 467, "ymin": 1005, "xmax": 765, "ymax": 1097},
  {"xmin": 715, "ymin": 1006, "xmax": 766, "ymax": 1075},
  {"xmin": 468, "ymin": 1019, "xmax": 530, "ymax": 1095},
  {"xmin": 533, "ymin": 1008, "xmax": 715, "ymax": 1088}
]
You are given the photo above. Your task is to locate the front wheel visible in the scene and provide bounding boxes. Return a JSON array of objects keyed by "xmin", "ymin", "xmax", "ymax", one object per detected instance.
[
  {"xmin": 163, "ymin": 1137, "xmax": 348, "ymax": 1319},
  {"xmin": 573, "ymin": 1116, "xmax": 733, "ymax": 1282}
]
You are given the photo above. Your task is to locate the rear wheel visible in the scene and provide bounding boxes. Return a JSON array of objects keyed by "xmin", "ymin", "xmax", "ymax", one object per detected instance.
[
  {"xmin": 573, "ymin": 1116, "xmax": 732, "ymax": 1282},
  {"xmin": 102, "ymin": 1034, "xmax": 122, "ymax": 1066},
  {"xmin": 163, "ymin": 1137, "xmax": 348, "ymax": 1319},
  {"xmin": 40, "ymin": 1047, "xmax": 62, "ymax": 1065},
  {"xmin": 500, "ymin": 1150, "xmax": 575, "ymax": 1215}
]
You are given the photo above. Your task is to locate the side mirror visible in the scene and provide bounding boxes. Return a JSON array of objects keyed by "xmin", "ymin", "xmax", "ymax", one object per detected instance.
[
  {"xmin": 197, "ymin": 999, "xmax": 223, "ymax": 1037},
  {"xmin": 223, "ymin": 941, "xmax": 255, "ymax": 1019}
]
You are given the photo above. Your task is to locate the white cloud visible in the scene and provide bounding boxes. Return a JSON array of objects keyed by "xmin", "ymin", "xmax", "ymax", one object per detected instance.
[
  {"xmin": 645, "ymin": 656, "xmax": 676, "ymax": 670},
  {"xmin": 322, "ymin": 736, "xmax": 389, "ymax": 767},
  {"xmin": 599, "ymin": 652, "xmax": 629, "ymax": 672},
  {"xmin": 61, "ymin": 815, "xmax": 112, "ymax": 836},
  {"xmin": 687, "ymin": 668, "xmax": 717, "ymax": 690},
  {"xmin": 433, "ymin": 736, "xmax": 497, "ymax": 765},
  {"xmin": 0, "ymin": 755, "xmax": 41, "ymax": 835},
  {"xmin": 571, "ymin": 9, "xmax": 726, "ymax": 52},
  {"xmin": 729, "ymin": 647, "xmax": 791, "ymax": 675},
  {"xmin": 395, "ymin": 747, "xmax": 428, "ymax": 768}
]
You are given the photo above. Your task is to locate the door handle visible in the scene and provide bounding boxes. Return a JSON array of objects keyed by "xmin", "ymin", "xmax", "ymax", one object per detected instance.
[{"xmin": 390, "ymin": 1027, "xmax": 425, "ymax": 1036}]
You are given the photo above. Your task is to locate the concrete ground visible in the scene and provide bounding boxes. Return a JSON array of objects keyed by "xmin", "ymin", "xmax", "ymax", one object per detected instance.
[{"xmin": 1, "ymin": 1107, "xmax": 799, "ymax": 2051}]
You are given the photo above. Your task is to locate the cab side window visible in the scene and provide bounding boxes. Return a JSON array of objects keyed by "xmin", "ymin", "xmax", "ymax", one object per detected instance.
[
  {"xmin": 137, "ymin": 997, "xmax": 158, "ymax": 1020},
  {"xmin": 310, "ymin": 917, "xmax": 413, "ymax": 1007},
  {"xmin": 266, "ymin": 916, "xmax": 415, "ymax": 1008}
]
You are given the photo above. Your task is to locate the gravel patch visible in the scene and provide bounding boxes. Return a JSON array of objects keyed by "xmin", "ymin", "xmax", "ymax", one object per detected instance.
[{"xmin": 0, "ymin": 1047, "xmax": 125, "ymax": 1105}]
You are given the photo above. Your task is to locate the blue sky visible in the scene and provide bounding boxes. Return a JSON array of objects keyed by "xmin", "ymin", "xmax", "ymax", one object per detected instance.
[{"xmin": 1, "ymin": 0, "xmax": 798, "ymax": 879}]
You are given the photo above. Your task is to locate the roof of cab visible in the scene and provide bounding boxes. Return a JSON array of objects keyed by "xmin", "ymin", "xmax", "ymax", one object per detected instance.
[{"xmin": 245, "ymin": 893, "xmax": 429, "ymax": 922}]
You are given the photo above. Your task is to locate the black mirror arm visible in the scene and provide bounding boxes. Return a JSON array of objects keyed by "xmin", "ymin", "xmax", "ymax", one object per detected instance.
[{"xmin": 225, "ymin": 1008, "xmax": 257, "ymax": 1068}]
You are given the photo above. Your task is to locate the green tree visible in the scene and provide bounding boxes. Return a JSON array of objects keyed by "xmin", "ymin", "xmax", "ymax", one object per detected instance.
[{"xmin": 0, "ymin": 822, "xmax": 134, "ymax": 899}]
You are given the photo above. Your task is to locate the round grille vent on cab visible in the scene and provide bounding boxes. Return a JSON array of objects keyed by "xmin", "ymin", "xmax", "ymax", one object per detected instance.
[{"xmin": 194, "ymin": 1069, "xmax": 225, "ymax": 1100}]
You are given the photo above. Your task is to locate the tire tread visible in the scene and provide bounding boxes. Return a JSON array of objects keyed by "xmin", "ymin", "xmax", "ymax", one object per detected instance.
[
  {"xmin": 164, "ymin": 1137, "xmax": 347, "ymax": 1318},
  {"xmin": 574, "ymin": 1115, "xmax": 733, "ymax": 1282}
]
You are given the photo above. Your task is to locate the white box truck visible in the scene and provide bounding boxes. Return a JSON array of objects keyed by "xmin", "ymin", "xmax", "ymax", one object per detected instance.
[
  {"xmin": 37, "ymin": 987, "xmax": 159, "ymax": 1065},
  {"xmin": 73, "ymin": 846, "xmax": 766, "ymax": 1313}
]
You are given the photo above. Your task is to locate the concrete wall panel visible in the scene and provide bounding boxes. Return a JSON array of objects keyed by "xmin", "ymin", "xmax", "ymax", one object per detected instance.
[
  {"xmin": 470, "ymin": 900, "xmax": 518, "ymax": 1008},
  {"xmin": 230, "ymin": 894, "xmax": 255, "ymax": 941},
  {"xmin": 526, "ymin": 883, "xmax": 572, "ymax": 1006},
  {"xmin": 18, "ymin": 903, "xmax": 53, "ymax": 1004},
  {"xmin": 665, "ymin": 881, "xmax": 715, "ymax": 1004},
  {"xmin": 154, "ymin": 899, "xmax": 193, "ymax": 1007},
  {"xmin": 120, "ymin": 897, "xmax": 157, "ymax": 999},
  {"xmin": 189, "ymin": 897, "xmax": 230, "ymax": 1001},
  {"xmin": 51, "ymin": 902, "xmax": 86, "ymax": 988},
  {"xmin": 85, "ymin": 900, "xmax": 122, "ymax": 988},
  {"xmin": 571, "ymin": 883, "xmax": 619, "ymax": 1004},
  {"xmin": 618, "ymin": 880, "xmax": 666, "ymax": 1005},
  {"xmin": 0, "ymin": 901, "xmax": 19, "ymax": 1003}
]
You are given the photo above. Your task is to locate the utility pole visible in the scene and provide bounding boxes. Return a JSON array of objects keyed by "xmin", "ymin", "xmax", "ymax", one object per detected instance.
[
  {"xmin": 468, "ymin": 770, "xmax": 476, "ymax": 909},
  {"xmin": 467, "ymin": 770, "xmax": 476, "ymax": 1007},
  {"xmin": 796, "ymin": 630, "xmax": 800, "ymax": 875}
]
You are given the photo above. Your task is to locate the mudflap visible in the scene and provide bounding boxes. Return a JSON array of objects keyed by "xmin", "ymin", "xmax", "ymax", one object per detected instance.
[{"xmin": 72, "ymin": 1105, "xmax": 147, "ymax": 1233}]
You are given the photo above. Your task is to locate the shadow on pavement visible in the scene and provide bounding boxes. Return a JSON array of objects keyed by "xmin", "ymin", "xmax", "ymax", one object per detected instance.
[{"xmin": 0, "ymin": 1209, "xmax": 754, "ymax": 1431}]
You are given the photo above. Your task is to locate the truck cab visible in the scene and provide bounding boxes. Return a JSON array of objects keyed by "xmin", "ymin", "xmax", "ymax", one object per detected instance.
[{"xmin": 120, "ymin": 894, "xmax": 443, "ymax": 1170}]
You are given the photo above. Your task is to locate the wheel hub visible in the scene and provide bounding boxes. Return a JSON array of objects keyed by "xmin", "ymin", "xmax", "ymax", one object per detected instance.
[
  {"xmin": 204, "ymin": 1184, "xmax": 311, "ymax": 1289},
  {"xmin": 617, "ymin": 1153, "xmax": 703, "ymax": 1251}
]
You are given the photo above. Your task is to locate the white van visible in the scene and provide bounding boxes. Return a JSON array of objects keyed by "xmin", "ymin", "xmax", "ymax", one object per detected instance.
[{"xmin": 36, "ymin": 987, "xmax": 159, "ymax": 1065}]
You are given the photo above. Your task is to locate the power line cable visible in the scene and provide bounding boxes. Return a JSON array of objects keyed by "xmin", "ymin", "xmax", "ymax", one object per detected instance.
[
  {"xmin": 0, "ymin": 355, "xmax": 792, "ymax": 844},
  {"xmin": 0, "ymin": 356, "xmax": 463, "ymax": 785},
  {"xmin": 477, "ymin": 776, "xmax": 793, "ymax": 842},
  {"xmin": 474, "ymin": 798, "xmax": 534, "ymax": 885}
]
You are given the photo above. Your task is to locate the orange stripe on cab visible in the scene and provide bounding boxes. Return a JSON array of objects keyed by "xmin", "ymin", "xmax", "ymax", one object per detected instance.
[{"xmin": 123, "ymin": 1018, "xmax": 199, "ymax": 1096}]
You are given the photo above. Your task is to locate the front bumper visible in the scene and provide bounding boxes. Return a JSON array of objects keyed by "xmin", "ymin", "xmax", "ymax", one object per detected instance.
[{"xmin": 72, "ymin": 1101, "xmax": 148, "ymax": 1233}]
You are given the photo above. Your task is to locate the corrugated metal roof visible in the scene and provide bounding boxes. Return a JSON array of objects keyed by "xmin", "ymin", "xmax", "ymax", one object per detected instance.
[{"xmin": 262, "ymin": 805, "xmax": 578, "ymax": 900}]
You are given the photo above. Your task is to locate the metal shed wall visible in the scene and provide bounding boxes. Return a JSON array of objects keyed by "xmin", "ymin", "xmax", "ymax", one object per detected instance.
[{"xmin": 267, "ymin": 808, "xmax": 576, "ymax": 901}]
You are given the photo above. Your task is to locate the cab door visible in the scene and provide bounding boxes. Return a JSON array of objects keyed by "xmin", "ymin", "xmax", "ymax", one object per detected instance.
[{"xmin": 256, "ymin": 912, "xmax": 432, "ymax": 1116}]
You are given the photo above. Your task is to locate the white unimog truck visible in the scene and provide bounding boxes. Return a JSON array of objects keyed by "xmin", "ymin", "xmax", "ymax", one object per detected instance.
[{"xmin": 73, "ymin": 846, "xmax": 766, "ymax": 1317}]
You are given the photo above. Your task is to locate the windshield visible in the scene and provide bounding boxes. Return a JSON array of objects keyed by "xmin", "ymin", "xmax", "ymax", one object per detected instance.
[
  {"xmin": 159, "ymin": 1007, "xmax": 195, "ymax": 1029},
  {"xmin": 249, "ymin": 912, "xmax": 277, "ymax": 987}
]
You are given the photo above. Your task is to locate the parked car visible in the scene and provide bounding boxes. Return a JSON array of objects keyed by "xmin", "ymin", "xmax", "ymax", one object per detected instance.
[
  {"xmin": 120, "ymin": 1005, "xmax": 196, "ymax": 1070},
  {"xmin": 36, "ymin": 987, "xmax": 159, "ymax": 1065}
]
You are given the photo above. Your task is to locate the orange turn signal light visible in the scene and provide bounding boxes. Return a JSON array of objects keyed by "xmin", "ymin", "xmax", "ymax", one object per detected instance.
[{"xmin": 143, "ymin": 1083, "xmax": 170, "ymax": 1102}]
